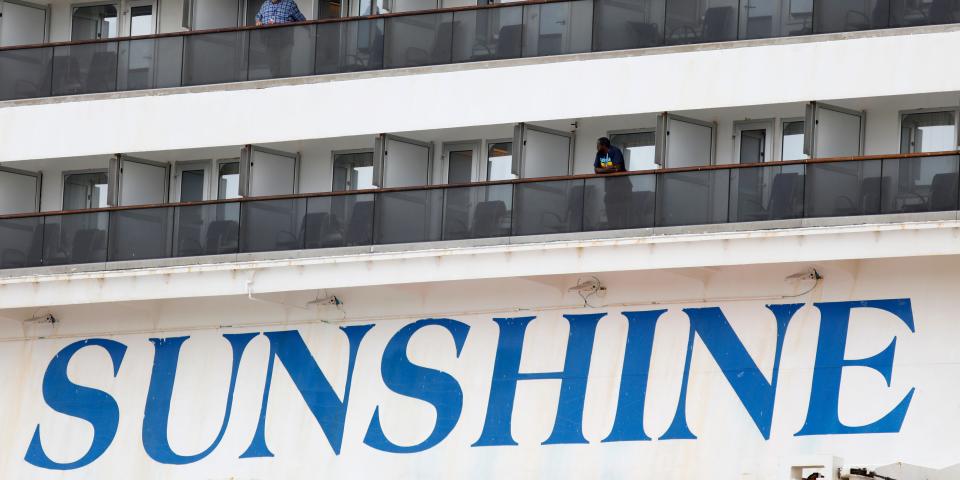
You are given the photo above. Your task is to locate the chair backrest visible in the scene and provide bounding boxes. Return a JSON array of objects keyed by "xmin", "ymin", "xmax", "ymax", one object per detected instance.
[
  {"xmin": 472, "ymin": 200, "xmax": 507, "ymax": 237},
  {"xmin": 71, "ymin": 228, "xmax": 106, "ymax": 263},
  {"xmin": 345, "ymin": 201, "xmax": 374, "ymax": 246},
  {"xmin": 768, "ymin": 173, "xmax": 802, "ymax": 219},
  {"xmin": 567, "ymin": 184, "xmax": 586, "ymax": 227},
  {"xmin": 432, "ymin": 21, "xmax": 455, "ymax": 63},
  {"xmin": 52, "ymin": 55, "xmax": 80, "ymax": 85},
  {"xmin": 930, "ymin": 0, "xmax": 956, "ymax": 22},
  {"xmin": 703, "ymin": 6, "xmax": 734, "ymax": 42},
  {"xmin": 860, "ymin": 176, "xmax": 888, "ymax": 213},
  {"xmin": 497, "ymin": 24, "xmax": 523, "ymax": 58},
  {"xmin": 302, "ymin": 212, "xmax": 330, "ymax": 248},
  {"xmin": 930, "ymin": 172, "xmax": 959, "ymax": 211},
  {"xmin": 30, "ymin": 223, "xmax": 59, "ymax": 262},
  {"xmin": 88, "ymin": 51, "xmax": 117, "ymax": 88},
  {"xmin": 205, "ymin": 220, "xmax": 239, "ymax": 254},
  {"xmin": 631, "ymin": 190, "xmax": 655, "ymax": 226}
]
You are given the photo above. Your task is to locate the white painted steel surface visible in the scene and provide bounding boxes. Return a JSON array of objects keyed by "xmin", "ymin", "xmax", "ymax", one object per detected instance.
[
  {"xmin": 248, "ymin": 148, "xmax": 297, "ymax": 196},
  {"xmin": 0, "ymin": 256, "xmax": 956, "ymax": 478},
  {"xmin": 0, "ymin": 168, "xmax": 39, "ymax": 214},
  {"xmin": 0, "ymin": 1, "xmax": 47, "ymax": 47}
]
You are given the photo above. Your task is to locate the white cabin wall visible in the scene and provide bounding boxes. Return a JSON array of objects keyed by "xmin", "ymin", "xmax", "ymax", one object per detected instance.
[{"xmin": 7, "ymin": 29, "xmax": 960, "ymax": 163}]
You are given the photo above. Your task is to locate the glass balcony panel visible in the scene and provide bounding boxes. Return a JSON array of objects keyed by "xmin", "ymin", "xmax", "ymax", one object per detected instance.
[
  {"xmin": 117, "ymin": 36, "xmax": 184, "ymax": 91},
  {"xmin": 665, "ymin": 0, "xmax": 739, "ymax": 45},
  {"xmin": 317, "ymin": 18, "xmax": 385, "ymax": 74},
  {"xmin": 0, "ymin": 47, "xmax": 53, "ymax": 101},
  {"xmin": 814, "ymin": 0, "xmax": 890, "ymax": 33},
  {"xmin": 656, "ymin": 169, "xmax": 731, "ymax": 227},
  {"xmin": 881, "ymin": 154, "xmax": 960, "ymax": 214},
  {"xmin": 240, "ymin": 198, "xmax": 307, "ymax": 253},
  {"xmin": 442, "ymin": 184, "xmax": 514, "ymax": 240},
  {"xmin": 249, "ymin": 24, "xmax": 317, "ymax": 81},
  {"xmin": 452, "ymin": 6, "xmax": 524, "ymax": 62},
  {"xmin": 738, "ymin": 0, "xmax": 814, "ymax": 39},
  {"xmin": 305, "ymin": 194, "xmax": 376, "ymax": 248},
  {"xmin": 593, "ymin": 0, "xmax": 666, "ymax": 51},
  {"xmin": 375, "ymin": 189, "xmax": 444, "ymax": 244},
  {"xmin": 804, "ymin": 160, "xmax": 884, "ymax": 217},
  {"xmin": 0, "ymin": 216, "xmax": 44, "ymax": 269},
  {"xmin": 384, "ymin": 12, "xmax": 454, "ymax": 68},
  {"xmin": 182, "ymin": 30, "xmax": 249, "ymax": 86},
  {"xmin": 729, "ymin": 164, "xmax": 805, "ymax": 222},
  {"xmin": 51, "ymin": 42, "xmax": 118, "ymax": 96},
  {"xmin": 522, "ymin": 0, "xmax": 594, "ymax": 57},
  {"xmin": 107, "ymin": 207, "xmax": 174, "ymax": 261},
  {"xmin": 172, "ymin": 203, "xmax": 240, "ymax": 257},
  {"xmin": 42, "ymin": 211, "xmax": 109, "ymax": 265},
  {"xmin": 583, "ymin": 174, "xmax": 656, "ymax": 231},
  {"xmin": 513, "ymin": 179, "xmax": 585, "ymax": 236},
  {"xmin": 891, "ymin": 0, "xmax": 960, "ymax": 27}
]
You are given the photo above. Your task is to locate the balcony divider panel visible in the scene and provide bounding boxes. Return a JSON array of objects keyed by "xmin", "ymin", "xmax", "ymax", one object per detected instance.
[
  {"xmin": 248, "ymin": 24, "xmax": 317, "ymax": 81},
  {"xmin": 181, "ymin": 29, "xmax": 250, "ymax": 87},
  {"xmin": 41, "ymin": 211, "xmax": 109, "ymax": 266},
  {"xmin": 107, "ymin": 206, "xmax": 175, "ymax": 262},
  {"xmin": 239, "ymin": 197, "xmax": 308, "ymax": 253},
  {"xmin": 0, "ymin": 47, "xmax": 53, "ymax": 101},
  {"xmin": 0, "ymin": 216, "xmax": 44, "ymax": 269},
  {"xmin": 172, "ymin": 202, "xmax": 241, "ymax": 257},
  {"xmin": 583, "ymin": 174, "xmax": 656, "ymax": 231}
]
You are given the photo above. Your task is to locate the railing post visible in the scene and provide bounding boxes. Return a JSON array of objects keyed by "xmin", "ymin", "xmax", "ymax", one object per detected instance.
[
  {"xmin": 104, "ymin": 210, "xmax": 112, "ymax": 265},
  {"xmin": 578, "ymin": 178, "xmax": 587, "ymax": 233},
  {"xmin": 371, "ymin": 191, "xmax": 380, "ymax": 247},
  {"xmin": 509, "ymin": 180, "xmax": 518, "ymax": 236},
  {"xmin": 439, "ymin": 187, "xmax": 448, "ymax": 241},
  {"xmin": 801, "ymin": 163, "xmax": 809, "ymax": 219},
  {"xmin": 113, "ymin": 39, "xmax": 120, "ymax": 95},
  {"xmin": 47, "ymin": 46, "xmax": 55, "ymax": 97},
  {"xmin": 243, "ymin": 29, "xmax": 252, "ymax": 82}
]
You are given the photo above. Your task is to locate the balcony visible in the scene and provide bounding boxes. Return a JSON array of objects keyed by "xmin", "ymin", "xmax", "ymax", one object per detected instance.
[
  {"xmin": 0, "ymin": 151, "xmax": 956, "ymax": 272},
  {"xmin": 2, "ymin": 0, "xmax": 959, "ymax": 102}
]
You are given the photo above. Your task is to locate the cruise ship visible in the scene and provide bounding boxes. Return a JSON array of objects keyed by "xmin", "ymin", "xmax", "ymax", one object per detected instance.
[{"xmin": 1, "ymin": 0, "xmax": 959, "ymax": 478}]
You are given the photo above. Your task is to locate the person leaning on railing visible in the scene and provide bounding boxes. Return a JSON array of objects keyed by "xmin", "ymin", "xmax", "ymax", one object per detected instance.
[
  {"xmin": 595, "ymin": 137, "xmax": 630, "ymax": 229},
  {"xmin": 254, "ymin": 0, "xmax": 307, "ymax": 26},
  {"xmin": 255, "ymin": 0, "xmax": 307, "ymax": 77},
  {"xmin": 595, "ymin": 137, "xmax": 626, "ymax": 174}
]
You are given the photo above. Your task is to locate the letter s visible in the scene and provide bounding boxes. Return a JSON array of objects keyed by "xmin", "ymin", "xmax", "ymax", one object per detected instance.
[{"xmin": 25, "ymin": 339, "xmax": 127, "ymax": 470}]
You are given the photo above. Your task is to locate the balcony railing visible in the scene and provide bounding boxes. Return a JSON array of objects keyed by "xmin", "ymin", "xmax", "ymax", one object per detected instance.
[
  {"xmin": 0, "ymin": 151, "xmax": 957, "ymax": 271},
  {"xmin": 1, "ymin": 0, "xmax": 957, "ymax": 101}
]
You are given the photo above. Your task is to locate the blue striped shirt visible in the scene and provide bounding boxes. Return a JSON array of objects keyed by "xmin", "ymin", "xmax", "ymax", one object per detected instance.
[{"xmin": 255, "ymin": 0, "xmax": 307, "ymax": 25}]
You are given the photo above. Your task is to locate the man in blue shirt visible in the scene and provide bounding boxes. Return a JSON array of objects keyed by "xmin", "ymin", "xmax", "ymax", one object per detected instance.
[
  {"xmin": 594, "ymin": 137, "xmax": 626, "ymax": 174},
  {"xmin": 254, "ymin": 0, "xmax": 306, "ymax": 77},
  {"xmin": 255, "ymin": 0, "xmax": 307, "ymax": 26},
  {"xmin": 594, "ymin": 137, "xmax": 631, "ymax": 229}
]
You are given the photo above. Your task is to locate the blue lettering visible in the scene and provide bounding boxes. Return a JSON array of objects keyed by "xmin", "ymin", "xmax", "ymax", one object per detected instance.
[
  {"xmin": 142, "ymin": 334, "xmax": 257, "ymax": 464},
  {"xmin": 661, "ymin": 304, "xmax": 800, "ymax": 440},
  {"xmin": 241, "ymin": 326, "xmax": 373, "ymax": 457},
  {"xmin": 25, "ymin": 339, "xmax": 127, "ymax": 470},
  {"xmin": 602, "ymin": 309, "xmax": 666, "ymax": 443},
  {"xmin": 796, "ymin": 299, "xmax": 915, "ymax": 436},
  {"xmin": 472, "ymin": 314, "xmax": 603, "ymax": 447},
  {"xmin": 364, "ymin": 319, "xmax": 470, "ymax": 453}
]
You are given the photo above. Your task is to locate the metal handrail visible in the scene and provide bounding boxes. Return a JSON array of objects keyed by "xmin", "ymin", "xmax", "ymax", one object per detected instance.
[
  {"xmin": 0, "ymin": 150, "xmax": 954, "ymax": 221},
  {"xmin": 0, "ymin": 0, "xmax": 572, "ymax": 53}
]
